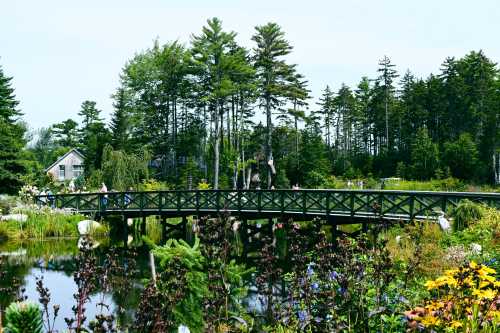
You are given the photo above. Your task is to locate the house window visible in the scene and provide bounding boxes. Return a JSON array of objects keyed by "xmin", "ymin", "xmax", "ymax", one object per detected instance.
[
  {"xmin": 59, "ymin": 165, "xmax": 65, "ymax": 180},
  {"xmin": 72, "ymin": 165, "xmax": 83, "ymax": 178}
]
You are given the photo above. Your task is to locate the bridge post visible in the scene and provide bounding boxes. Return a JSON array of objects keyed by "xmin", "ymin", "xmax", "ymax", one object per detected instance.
[
  {"xmin": 122, "ymin": 215, "xmax": 128, "ymax": 248},
  {"xmin": 362, "ymin": 222, "xmax": 368, "ymax": 233},
  {"xmin": 328, "ymin": 217, "xmax": 339, "ymax": 245},
  {"xmin": 141, "ymin": 215, "xmax": 146, "ymax": 235},
  {"xmin": 267, "ymin": 217, "xmax": 274, "ymax": 235},
  {"xmin": 182, "ymin": 216, "xmax": 188, "ymax": 238},
  {"xmin": 161, "ymin": 215, "xmax": 167, "ymax": 241}
]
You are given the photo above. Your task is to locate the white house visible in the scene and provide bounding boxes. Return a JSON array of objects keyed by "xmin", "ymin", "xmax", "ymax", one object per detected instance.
[{"xmin": 45, "ymin": 149, "xmax": 85, "ymax": 181}]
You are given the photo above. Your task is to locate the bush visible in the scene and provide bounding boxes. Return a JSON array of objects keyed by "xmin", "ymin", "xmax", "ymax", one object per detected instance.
[
  {"xmin": 451, "ymin": 199, "xmax": 484, "ymax": 231},
  {"xmin": 4, "ymin": 301, "xmax": 43, "ymax": 333},
  {"xmin": 139, "ymin": 178, "xmax": 170, "ymax": 191}
]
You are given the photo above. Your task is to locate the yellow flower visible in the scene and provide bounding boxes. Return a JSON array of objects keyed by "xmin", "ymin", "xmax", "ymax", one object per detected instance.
[
  {"xmin": 472, "ymin": 288, "xmax": 497, "ymax": 300},
  {"xmin": 425, "ymin": 280, "xmax": 438, "ymax": 290},
  {"xmin": 421, "ymin": 314, "xmax": 440, "ymax": 327},
  {"xmin": 469, "ymin": 261, "xmax": 478, "ymax": 269},
  {"xmin": 479, "ymin": 280, "xmax": 492, "ymax": 289},
  {"xmin": 480, "ymin": 274, "xmax": 496, "ymax": 283},
  {"xmin": 450, "ymin": 320, "xmax": 463, "ymax": 328}
]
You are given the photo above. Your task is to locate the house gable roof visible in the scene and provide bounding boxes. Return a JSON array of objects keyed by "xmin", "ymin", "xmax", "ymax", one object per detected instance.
[{"xmin": 45, "ymin": 148, "xmax": 85, "ymax": 172}]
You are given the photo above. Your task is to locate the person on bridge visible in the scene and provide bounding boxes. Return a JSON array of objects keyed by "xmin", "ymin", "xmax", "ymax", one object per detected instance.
[
  {"xmin": 124, "ymin": 187, "xmax": 133, "ymax": 207},
  {"xmin": 100, "ymin": 183, "xmax": 108, "ymax": 209}
]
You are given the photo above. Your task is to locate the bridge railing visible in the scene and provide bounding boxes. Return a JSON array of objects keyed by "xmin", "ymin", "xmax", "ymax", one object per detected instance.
[{"xmin": 34, "ymin": 189, "xmax": 500, "ymax": 221}]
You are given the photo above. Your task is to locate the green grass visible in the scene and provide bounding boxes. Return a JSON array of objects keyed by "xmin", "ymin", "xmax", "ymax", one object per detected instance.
[
  {"xmin": 323, "ymin": 176, "xmax": 499, "ymax": 192},
  {"xmin": 0, "ymin": 207, "xmax": 86, "ymax": 241}
]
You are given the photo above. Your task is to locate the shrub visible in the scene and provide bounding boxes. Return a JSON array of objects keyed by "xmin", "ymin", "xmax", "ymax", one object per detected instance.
[
  {"xmin": 4, "ymin": 301, "xmax": 44, "ymax": 333},
  {"xmin": 451, "ymin": 199, "xmax": 484, "ymax": 231},
  {"xmin": 139, "ymin": 178, "xmax": 170, "ymax": 191}
]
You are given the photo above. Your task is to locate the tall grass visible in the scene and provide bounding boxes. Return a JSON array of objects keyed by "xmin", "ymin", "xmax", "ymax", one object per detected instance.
[
  {"xmin": 0, "ymin": 207, "xmax": 85, "ymax": 241},
  {"xmin": 450, "ymin": 199, "xmax": 484, "ymax": 231}
]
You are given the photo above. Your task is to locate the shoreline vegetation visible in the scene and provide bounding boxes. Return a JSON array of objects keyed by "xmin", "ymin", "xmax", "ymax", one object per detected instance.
[
  {"xmin": 0, "ymin": 204, "xmax": 107, "ymax": 242},
  {"xmin": 0, "ymin": 200, "xmax": 498, "ymax": 332}
]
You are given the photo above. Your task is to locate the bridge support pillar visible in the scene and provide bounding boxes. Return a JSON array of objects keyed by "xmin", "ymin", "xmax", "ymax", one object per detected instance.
[
  {"xmin": 161, "ymin": 216, "xmax": 167, "ymax": 241},
  {"xmin": 122, "ymin": 215, "xmax": 128, "ymax": 248},
  {"xmin": 141, "ymin": 216, "xmax": 147, "ymax": 235},
  {"xmin": 267, "ymin": 218, "xmax": 274, "ymax": 236},
  {"xmin": 182, "ymin": 216, "xmax": 188, "ymax": 238},
  {"xmin": 328, "ymin": 218, "xmax": 339, "ymax": 245},
  {"xmin": 362, "ymin": 222, "xmax": 368, "ymax": 233}
]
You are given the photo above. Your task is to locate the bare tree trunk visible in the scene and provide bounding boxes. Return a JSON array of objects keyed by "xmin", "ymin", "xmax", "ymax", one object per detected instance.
[
  {"xmin": 213, "ymin": 104, "xmax": 221, "ymax": 189},
  {"xmin": 266, "ymin": 97, "xmax": 273, "ymax": 189}
]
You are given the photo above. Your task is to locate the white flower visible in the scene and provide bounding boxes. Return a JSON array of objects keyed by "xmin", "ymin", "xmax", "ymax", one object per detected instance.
[
  {"xmin": 470, "ymin": 243, "xmax": 482, "ymax": 255},
  {"xmin": 178, "ymin": 324, "xmax": 190, "ymax": 333}
]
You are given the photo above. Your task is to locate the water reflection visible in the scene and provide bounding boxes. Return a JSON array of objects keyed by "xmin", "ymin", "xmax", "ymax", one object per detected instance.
[{"xmin": 0, "ymin": 238, "xmax": 147, "ymax": 331}]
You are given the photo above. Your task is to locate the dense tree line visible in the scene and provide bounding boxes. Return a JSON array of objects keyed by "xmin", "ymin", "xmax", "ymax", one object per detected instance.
[{"xmin": 1, "ymin": 18, "xmax": 499, "ymax": 193}]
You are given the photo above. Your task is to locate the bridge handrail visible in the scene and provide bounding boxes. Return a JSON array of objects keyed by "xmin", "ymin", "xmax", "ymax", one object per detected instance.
[{"xmin": 34, "ymin": 188, "xmax": 500, "ymax": 198}]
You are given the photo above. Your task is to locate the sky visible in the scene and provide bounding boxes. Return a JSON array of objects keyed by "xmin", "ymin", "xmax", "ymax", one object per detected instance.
[{"xmin": 1, "ymin": 0, "xmax": 499, "ymax": 130}]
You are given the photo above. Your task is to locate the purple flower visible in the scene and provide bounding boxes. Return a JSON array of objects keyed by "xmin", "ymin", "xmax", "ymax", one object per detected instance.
[
  {"xmin": 298, "ymin": 310, "xmax": 308, "ymax": 323},
  {"xmin": 306, "ymin": 263, "xmax": 315, "ymax": 277},
  {"xmin": 329, "ymin": 271, "xmax": 339, "ymax": 281},
  {"xmin": 311, "ymin": 282, "xmax": 319, "ymax": 292}
]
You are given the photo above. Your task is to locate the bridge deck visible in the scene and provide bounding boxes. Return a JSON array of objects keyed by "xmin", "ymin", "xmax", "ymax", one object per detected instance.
[{"xmin": 34, "ymin": 189, "xmax": 500, "ymax": 224}]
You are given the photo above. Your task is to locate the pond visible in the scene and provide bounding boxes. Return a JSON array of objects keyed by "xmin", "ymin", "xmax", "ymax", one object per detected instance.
[
  {"xmin": 0, "ymin": 238, "xmax": 151, "ymax": 331},
  {"xmin": 0, "ymin": 220, "xmax": 277, "ymax": 332}
]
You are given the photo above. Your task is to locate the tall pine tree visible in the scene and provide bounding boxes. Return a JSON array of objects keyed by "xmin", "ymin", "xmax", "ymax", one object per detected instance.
[{"xmin": 0, "ymin": 65, "xmax": 26, "ymax": 194}]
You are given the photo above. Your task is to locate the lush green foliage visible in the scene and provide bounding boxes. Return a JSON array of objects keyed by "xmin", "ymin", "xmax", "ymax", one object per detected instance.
[
  {"xmin": 1, "ymin": 19, "xmax": 499, "ymax": 193},
  {"xmin": 450, "ymin": 199, "xmax": 485, "ymax": 231},
  {"xmin": 100, "ymin": 145, "xmax": 150, "ymax": 191},
  {"xmin": 0, "ymin": 66, "xmax": 28, "ymax": 195},
  {"xmin": 4, "ymin": 301, "xmax": 44, "ymax": 333}
]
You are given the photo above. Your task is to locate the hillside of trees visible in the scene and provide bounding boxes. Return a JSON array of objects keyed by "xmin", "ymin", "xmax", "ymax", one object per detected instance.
[{"xmin": 1, "ymin": 18, "xmax": 499, "ymax": 193}]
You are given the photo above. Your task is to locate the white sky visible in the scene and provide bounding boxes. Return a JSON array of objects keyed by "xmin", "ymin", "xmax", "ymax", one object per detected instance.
[{"xmin": 1, "ymin": 0, "xmax": 499, "ymax": 129}]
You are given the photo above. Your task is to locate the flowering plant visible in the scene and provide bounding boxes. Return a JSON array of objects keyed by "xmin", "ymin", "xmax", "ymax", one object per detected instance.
[{"xmin": 405, "ymin": 261, "xmax": 500, "ymax": 332}]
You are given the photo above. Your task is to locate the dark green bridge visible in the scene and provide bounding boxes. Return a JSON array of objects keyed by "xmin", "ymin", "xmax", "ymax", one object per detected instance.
[{"xmin": 35, "ymin": 189, "xmax": 500, "ymax": 224}]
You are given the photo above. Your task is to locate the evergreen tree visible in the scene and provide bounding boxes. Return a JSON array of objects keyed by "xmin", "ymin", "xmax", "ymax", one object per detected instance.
[
  {"xmin": 252, "ymin": 22, "xmax": 295, "ymax": 188},
  {"xmin": 110, "ymin": 88, "xmax": 130, "ymax": 151},
  {"xmin": 443, "ymin": 133, "xmax": 479, "ymax": 180},
  {"xmin": 410, "ymin": 127, "xmax": 439, "ymax": 180},
  {"xmin": 192, "ymin": 18, "xmax": 247, "ymax": 189},
  {"xmin": 77, "ymin": 101, "xmax": 109, "ymax": 175},
  {"xmin": 0, "ymin": 65, "xmax": 26, "ymax": 194},
  {"xmin": 317, "ymin": 86, "xmax": 335, "ymax": 147},
  {"xmin": 51, "ymin": 118, "xmax": 78, "ymax": 147},
  {"xmin": 376, "ymin": 56, "xmax": 398, "ymax": 150}
]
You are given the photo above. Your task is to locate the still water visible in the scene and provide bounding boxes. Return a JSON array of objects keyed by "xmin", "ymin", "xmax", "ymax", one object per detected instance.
[
  {"xmin": 0, "ymin": 232, "xmax": 269, "ymax": 331},
  {"xmin": 0, "ymin": 238, "xmax": 149, "ymax": 331}
]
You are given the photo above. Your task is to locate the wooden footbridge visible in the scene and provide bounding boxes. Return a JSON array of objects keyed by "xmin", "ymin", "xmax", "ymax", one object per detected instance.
[{"xmin": 35, "ymin": 189, "xmax": 500, "ymax": 224}]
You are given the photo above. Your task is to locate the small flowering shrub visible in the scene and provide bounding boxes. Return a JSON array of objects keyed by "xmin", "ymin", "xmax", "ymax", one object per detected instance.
[
  {"xmin": 18, "ymin": 184, "xmax": 40, "ymax": 203},
  {"xmin": 405, "ymin": 261, "xmax": 500, "ymax": 332}
]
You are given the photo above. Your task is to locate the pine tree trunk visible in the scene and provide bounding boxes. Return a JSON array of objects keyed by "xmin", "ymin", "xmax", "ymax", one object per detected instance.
[
  {"xmin": 213, "ymin": 105, "xmax": 221, "ymax": 189},
  {"xmin": 266, "ymin": 97, "xmax": 273, "ymax": 189}
]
